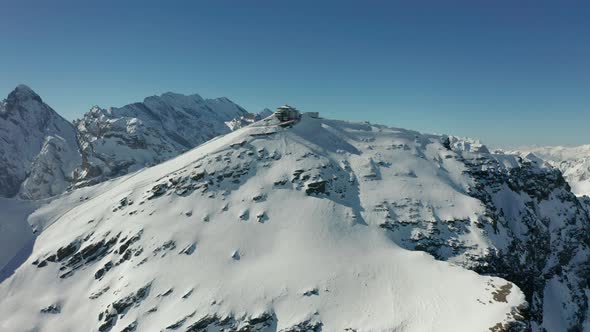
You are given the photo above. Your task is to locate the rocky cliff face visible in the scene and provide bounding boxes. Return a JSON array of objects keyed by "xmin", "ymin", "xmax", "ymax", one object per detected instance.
[
  {"xmin": 513, "ymin": 145, "xmax": 590, "ymax": 197},
  {"xmin": 435, "ymin": 137, "xmax": 589, "ymax": 330},
  {"xmin": 73, "ymin": 93, "xmax": 250, "ymax": 187},
  {"xmin": 0, "ymin": 85, "xmax": 80, "ymax": 199}
]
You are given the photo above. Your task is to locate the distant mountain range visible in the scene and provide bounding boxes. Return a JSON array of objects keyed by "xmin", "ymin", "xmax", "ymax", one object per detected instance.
[
  {"xmin": 0, "ymin": 85, "xmax": 270, "ymax": 199},
  {"xmin": 509, "ymin": 145, "xmax": 590, "ymax": 197}
]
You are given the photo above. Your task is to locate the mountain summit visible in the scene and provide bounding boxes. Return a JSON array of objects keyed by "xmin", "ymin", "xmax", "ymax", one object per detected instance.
[
  {"xmin": 2, "ymin": 113, "xmax": 588, "ymax": 331},
  {"xmin": 0, "ymin": 85, "xmax": 80, "ymax": 199},
  {"xmin": 7, "ymin": 84, "xmax": 43, "ymax": 103}
]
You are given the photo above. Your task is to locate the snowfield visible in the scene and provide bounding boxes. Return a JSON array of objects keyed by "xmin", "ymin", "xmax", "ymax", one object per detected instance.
[{"xmin": 1, "ymin": 113, "xmax": 588, "ymax": 331}]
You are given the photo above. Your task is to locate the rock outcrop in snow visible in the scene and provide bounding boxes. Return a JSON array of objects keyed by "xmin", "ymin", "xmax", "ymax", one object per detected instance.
[
  {"xmin": 2, "ymin": 114, "xmax": 588, "ymax": 331},
  {"xmin": 0, "ymin": 85, "xmax": 80, "ymax": 199}
]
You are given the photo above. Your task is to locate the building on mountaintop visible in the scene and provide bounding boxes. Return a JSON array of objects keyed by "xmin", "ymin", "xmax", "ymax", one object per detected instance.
[
  {"xmin": 274, "ymin": 105, "xmax": 319, "ymax": 127},
  {"xmin": 275, "ymin": 105, "xmax": 301, "ymax": 122}
]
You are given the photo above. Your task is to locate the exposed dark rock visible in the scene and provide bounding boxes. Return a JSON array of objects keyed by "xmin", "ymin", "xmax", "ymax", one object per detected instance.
[
  {"xmin": 117, "ymin": 230, "xmax": 143, "ymax": 255},
  {"xmin": 256, "ymin": 212, "xmax": 268, "ymax": 223},
  {"xmin": 157, "ymin": 288, "xmax": 173, "ymax": 297},
  {"xmin": 305, "ymin": 180, "xmax": 327, "ymax": 195},
  {"xmin": 89, "ymin": 286, "xmax": 110, "ymax": 300},
  {"xmin": 186, "ymin": 315, "xmax": 219, "ymax": 332},
  {"xmin": 179, "ymin": 243, "xmax": 196, "ymax": 255},
  {"xmin": 492, "ymin": 283, "xmax": 513, "ymax": 303},
  {"xmin": 302, "ymin": 288, "xmax": 319, "ymax": 296},
  {"xmin": 185, "ymin": 312, "xmax": 275, "ymax": 332},
  {"xmin": 273, "ymin": 179, "xmax": 288, "ymax": 186},
  {"xmin": 97, "ymin": 283, "xmax": 151, "ymax": 332},
  {"xmin": 252, "ymin": 193, "xmax": 266, "ymax": 202},
  {"xmin": 120, "ymin": 321, "xmax": 138, "ymax": 332},
  {"xmin": 279, "ymin": 319, "xmax": 322, "ymax": 332},
  {"xmin": 292, "ymin": 169, "xmax": 305, "ymax": 182},
  {"xmin": 148, "ymin": 183, "xmax": 168, "ymax": 199},
  {"xmin": 165, "ymin": 311, "xmax": 195, "ymax": 330},
  {"xmin": 40, "ymin": 304, "xmax": 61, "ymax": 314},
  {"xmin": 56, "ymin": 241, "xmax": 80, "ymax": 261},
  {"xmin": 181, "ymin": 288, "xmax": 194, "ymax": 299},
  {"xmin": 239, "ymin": 210, "xmax": 249, "ymax": 221},
  {"xmin": 94, "ymin": 261, "xmax": 113, "ymax": 280},
  {"xmin": 153, "ymin": 240, "xmax": 176, "ymax": 257}
]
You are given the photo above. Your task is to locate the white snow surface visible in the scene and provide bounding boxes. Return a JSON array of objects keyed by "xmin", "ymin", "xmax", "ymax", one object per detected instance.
[{"xmin": 0, "ymin": 115, "xmax": 527, "ymax": 331}]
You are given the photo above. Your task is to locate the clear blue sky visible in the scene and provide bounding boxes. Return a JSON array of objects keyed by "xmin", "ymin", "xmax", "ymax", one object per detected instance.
[{"xmin": 1, "ymin": 0, "xmax": 588, "ymax": 147}]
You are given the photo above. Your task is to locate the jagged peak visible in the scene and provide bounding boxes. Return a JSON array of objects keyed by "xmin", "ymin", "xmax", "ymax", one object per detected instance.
[
  {"xmin": 7, "ymin": 84, "xmax": 43, "ymax": 104},
  {"xmin": 89, "ymin": 105, "xmax": 102, "ymax": 112}
]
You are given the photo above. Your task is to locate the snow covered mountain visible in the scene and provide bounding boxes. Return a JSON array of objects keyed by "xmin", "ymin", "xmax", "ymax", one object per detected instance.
[
  {"xmin": 0, "ymin": 85, "xmax": 81, "ymax": 200},
  {"xmin": 0, "ymin": 85, "xmax": 259, "ymax": 199},
  {"xmin": 511, "ymin": 145, "xmax": 590, "ymax": 197},
  {"xmin": 74, "ymin": 93, "xmax": 251, "ymax": 187},
  {"xmin": 1, "ymin": 113, "xmax": 588, "ymax": 331}
]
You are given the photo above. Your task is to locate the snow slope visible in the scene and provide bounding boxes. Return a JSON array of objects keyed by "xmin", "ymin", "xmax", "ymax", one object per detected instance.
[
  {"xmin": 512, "ymin": 145, "xmax": 590, "ymax": 196},
  {"xmin": 0, "ymin": 115, "xmax": 533, "ymax": 332}
]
